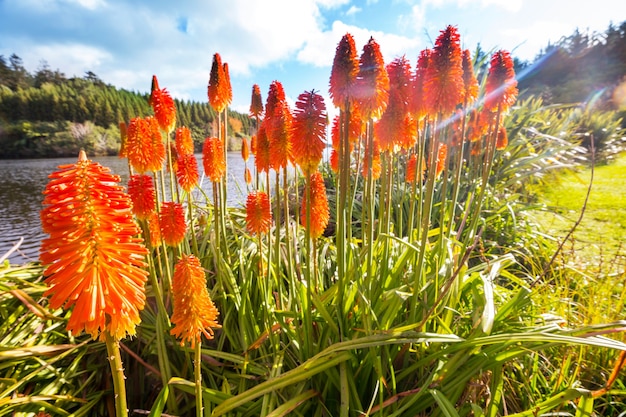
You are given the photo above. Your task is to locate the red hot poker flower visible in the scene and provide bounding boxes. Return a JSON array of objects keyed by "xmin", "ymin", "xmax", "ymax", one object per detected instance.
[
  {"xmin": 150, "ymin": 76, "xmax": 177, "ymax": 133},
  {"xmin": 170, "ymin": 254, "xmax": 222, "ymax": 348},
  {"xmin": 222, "ymin": 62, "xmax": 233, "ymax": 106},
  {"xmin": 159, "ymin": 202, "xmax": 187, "ymax": 246},
  {"xmin": 250, "ymin": 134, "xmax": 257, "ymax": 155},
  {"xmin": 128, "ymin": 174, "xmax": 156, "ymax": 220},
  {"xmin": 301, "ymin": 171, "xmax": 330, "ymax": 239},
  {"xmin": 435, "ymin": 143, "xmax": 448, "ymax": 177},
  {"xmin": 202, "ymin": 136, "xmax": 226, "ymax": 183},
  {"xmin": 126, "ymin": 116, "xmax": 166, "ymax": 173},
  {"xmin": 175, "ymin": 126, "xmax": 194, "ymax": 156},
  {"xmin": 462, "ymin": 49, "xmax": 479, "ymax": 106},
  {"xmin": 329, "ymin": 33, "xmax": 359, "ymax": 110},
  {"xmin": 406, "ymin": 154, "xmax": 426, "ymax": 183},
  {"xmin": 176, "ymin": 153, "xmax": 199, "ymax": 192},
  {"xmin": 291, "ymin": 90, "xmax": 328, "ymax": 174},
  {"xmin": 241, "ymin": 137, "xmax": 250, "ymax": 162},
  {"xmin": 254, "ymin": 123, "xmax": 271, "ymax": 174},
  {"xmin": 485, "ymin": 50, "xmax": 518, "ymax": 112},
  {"xmin": 330, "ymin": 149, "xmax": 340, "ymax": 173},
  {"xmin": 354, "ymin": 37, "xmax": 389, "ymax": 120},
  {"xmin": 170, "ymin": 254, "xmax": 221, "ymax": 348},
  {"xmin": 265, "ymin": 81, "xmax": 293, "ymax": 170},
  {"xmin": 208, "ymin": 53, "xmax": 229, "ymax": 113},
  {"xmin": 424, "ymin": 25, "xmax": 464, "ymax": 117},
  {"xmin": 409, "ymin": 49, "xmax": 431, "ymax": 120},
  {"xmin": 496, "ymin": 125, "xmax": 509, "ymax": 150},
  {"xmin": 245, "ymin": 191, "xmax": 272, "ymax": 235},
  {"xmin": 40, "ymin": 150, "xmax": 148, "ymax": 340},
  {"xmin": 147, "ymin": 211, "xmax": 161, "ymax": 247},
  {"xmin": 250, "ymin": 84, "xmax": 264, "ymax": 118}
]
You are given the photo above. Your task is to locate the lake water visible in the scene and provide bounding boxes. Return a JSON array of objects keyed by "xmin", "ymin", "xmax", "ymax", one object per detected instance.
[{"xmin": 0, "ymin": 153, "xmax": 252, "ymax": 265}]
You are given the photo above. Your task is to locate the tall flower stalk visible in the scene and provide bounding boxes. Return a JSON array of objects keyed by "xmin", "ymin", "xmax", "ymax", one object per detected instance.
[{"xmin": 40, "ymin": 150, "xmax": 149, "ymax": 417}]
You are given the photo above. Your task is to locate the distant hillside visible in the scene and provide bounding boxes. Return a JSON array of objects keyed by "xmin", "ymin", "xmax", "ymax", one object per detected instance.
[
  {"xmin": 0, "ymin": 56, "xmax": 252, "ymax": 158},
  {"xmin": 517, "ymin": 20, "xmax": 626, "ymax": 110}
]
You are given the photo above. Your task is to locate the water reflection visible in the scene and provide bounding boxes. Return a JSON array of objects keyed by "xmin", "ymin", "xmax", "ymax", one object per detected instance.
[{"xmin": 0, "ymin": 154, "xmax": 251, "ymax": 265}]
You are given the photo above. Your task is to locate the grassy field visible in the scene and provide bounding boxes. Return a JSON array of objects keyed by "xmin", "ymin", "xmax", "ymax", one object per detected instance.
[
  {"xmin": 535, "ymin": 153, "xmax": 626, "ymax": 269},
  {"xmin": 531, "ymin": 153, "xmax": 626, "ymax": 330}
]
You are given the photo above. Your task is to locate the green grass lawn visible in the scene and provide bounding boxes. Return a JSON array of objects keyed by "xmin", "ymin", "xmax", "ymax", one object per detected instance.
[{"xmin": 535, "ymin": 153, "xmax": 626, "ymax": 265}]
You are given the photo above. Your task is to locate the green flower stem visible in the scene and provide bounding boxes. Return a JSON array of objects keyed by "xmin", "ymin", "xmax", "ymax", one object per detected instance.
[
  {"xmin": 105, "ymin": 332, "xmax": 128, "ymax": 417},
  {"xmin": 195, "ymin": 342, "xmax": 203, "ymax": 417}
]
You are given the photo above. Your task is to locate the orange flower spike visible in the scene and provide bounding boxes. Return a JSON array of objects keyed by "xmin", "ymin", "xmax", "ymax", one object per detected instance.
[
  {"xmin": 406, "ymin": 154, "xmax": 417, "ymax": 183},
  {"xmin": 266, "ymin": 81, "xmax": 292, "ymax": 170},
  {"xmin": 149, "ymin": 75, "xmax": 159, "ymax": 106},
  {"xmin": 119, "ymin": 121, "xmax": 128, "ymax": 157},
  {"xmin": 329, "ymin": 33, "xmax": 359, "ymax": 110},
  {"xmin": 496, "ymin": 125, "xmax": 509, "ymax": 150},
  {"xmin": 435, "ymin": 143, "xmax": 448, "ymax": 177},
  {"xmin": 128, "ymin": 174, "xmax": 156, "ymax": 220},
  {"xmin": 485, "ymin": 50, "xmax": 518, "ymax": 112},
  {"xmin": 291, "ymin": 90, "xmax": 328, "ymax": 174},
  {"xmin": 330, "ymin": 149, "xmax": 340, "ymax": 173},
  {"xmin": 462, "ymin": 49, "xmax": 479, "ymax": 105},
  {"xmin": 159, "ymin": 202, "xmax": 187, "ymax": 246},
  {"xmin": 245, "ymin": 191, "xmax": 272, "ymax": 235},
  {"xmin": 241, "ymin": 137, "xmax": 250, "ymax": 162},
  {"xmin": 222, "ymin": 62, "xmax": 233, "ymax": 106},
  {"xmin": 175, "ymin": 126, "xmax": 194, "ymax": 156},
  {"xmin": 170, "ymin": 254, "xmax": 221, "ymax": 348},
  {"xmin": 424, "ymin": 25, "xmax": 464, "ymax": 116},
  {"xmin": 301, "ymin": 171, "xmax": 330, "ymax": 239},
  {"xmin": 244, "ymin": 167, "xmax": 252, "ymax": 185},
  {"xmin": 254, "ymin": 123, "xmax": 271, "ymax": 174},
  {"xmin": 409, "ymin": 49, "xmax": 431, "ymax": 120},
  {"xmin": 387, "ymin": 56, "xmax": 413, "ymax": 108},
  {"xmin": 208, "ymin": 53, "xmax": 228, "ymax": 113},
  {"xmin": 150, "ymin": 78, "xmax": 177, "ymax": 133},
  {"xmin": 126, "ymin": 116, "xmax": 166, "ymax": 173},
  {"xmin": 250, "ymin": 84, "xmax": 264, "ymax": 118},
  {"xmin": 176, "ymin": 153, "xmax": 199, "ymax": 192},
  {"xmin": 377, "ymin": 56, "xmax": 415, "ymax": 151},
  {"xmin": 147, "ymin": 211, "xmax": 161, "ymax": 247},
  {"xmin": 40, "ymin": 150, "xmax": 148, "ymax": 340},
  {"xmin": 355, "ymin": 37, "xmax": 389, "ymax": 120},
  {"xmin": 202, "ymin": 136, "xmax": 226, "ymax": 183},
  {"xmin": 250, "ymin": 134, "xmax": 257, "ymax": 155}
]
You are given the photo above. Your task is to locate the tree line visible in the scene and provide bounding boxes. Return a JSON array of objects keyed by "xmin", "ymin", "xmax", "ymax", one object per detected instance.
[
  {"xmin": 517, "ymin": 20, "xmax": 626, "ymax": 108},
  {"xmin": 0, "ymin": 56, "xmax": 251, "ymax": 158}
]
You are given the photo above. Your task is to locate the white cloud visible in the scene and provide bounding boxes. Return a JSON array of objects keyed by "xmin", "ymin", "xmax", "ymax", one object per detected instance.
[
  {"xmin": 502, "ymin": 20, "xmax": 572, "ymax": 60},
  {"xmin": 67, "ymin": 0, "xmax": 106, "ymax": 10},
  {"xmin": 397, "ymin": 4, "xmax": 426, "ymax": 34},
  {"xmin": 297, "ymin": 20, "xmax": 421, "ymax": 68},
  {"xmin": 315, "ymin": 0, "xmax": 351, "ymax": 8},
  {"xmin": 481, "ymin": 0, "xmax": 522, "ymax": 12},
  {"xmin": 346, "ymin": 5, "xmax": 362, "ymax": 16},
  {"xmin": 20, "ymin": 43, "xmax": 112, "ymax": 78},
  {"xmin": 423, "ymin": 0, "xmax": 522, "ymax": 11}
]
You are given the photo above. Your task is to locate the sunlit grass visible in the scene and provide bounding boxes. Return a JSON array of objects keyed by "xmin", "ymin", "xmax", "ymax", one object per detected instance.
[{"xmin": 536, "ymin": 153, "xmax": 626, "ymax": 262}]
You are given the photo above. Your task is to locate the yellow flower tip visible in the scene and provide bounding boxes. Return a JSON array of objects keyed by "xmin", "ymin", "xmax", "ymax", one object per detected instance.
[
  {"xmin": 170, "ymin": 254, "xmax": 221, "ymax": 347},
  {"xmin": 78, "ymin": 149, "xmax": 88, "ymax": 162}
]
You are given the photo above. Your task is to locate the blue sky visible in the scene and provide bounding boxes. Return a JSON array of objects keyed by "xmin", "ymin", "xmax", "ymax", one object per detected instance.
[{"xmin": 1, "ymin": 0, "xmax": 624, "ymax": 115}]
